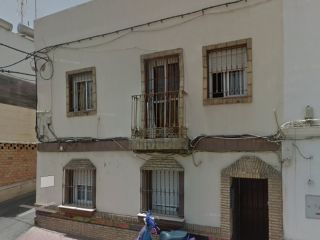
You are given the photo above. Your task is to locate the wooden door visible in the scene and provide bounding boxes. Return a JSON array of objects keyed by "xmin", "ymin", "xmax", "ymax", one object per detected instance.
[{"xmin": 232, "ymin": 178, "xmax": 269, "ymax": 240}]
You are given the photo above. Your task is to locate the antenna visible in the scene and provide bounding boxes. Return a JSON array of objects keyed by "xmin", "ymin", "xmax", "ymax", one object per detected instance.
[
  {"xmin": 35, "ymin": 0, "xmax": 37, "ymax": 19},
  {"xmin": 17, "ymin": 0, "xmax": 27, "ymax": 24}
]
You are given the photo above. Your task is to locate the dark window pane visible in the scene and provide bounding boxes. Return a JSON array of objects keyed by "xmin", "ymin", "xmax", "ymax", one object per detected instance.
[
  {"xmin": 212, "ymin": 72, "xmax": 224, "ymax": 98},
  {"xmin": 153, "ymin": 66, "xmax": 165, "ymax": 94},
  {"xmin": 168, "ymin": 63, "xmax": 179, "ymax": 92}
]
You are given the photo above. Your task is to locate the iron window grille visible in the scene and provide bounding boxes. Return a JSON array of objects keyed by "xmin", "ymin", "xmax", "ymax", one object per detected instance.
[
  {"xmin": 141, "ymin": 169, "xmax": 184, "ymax": 217},
  {"xmin": 131, "ymin": 51, "xmax": 187, "ymax": 140},
  {"xmin": 63, "ymin": 160, "xmax": 96, "ymax": 209},
  {"xmin": 207, "ymin": 45, "xmax": 248, "ymax": 98}
]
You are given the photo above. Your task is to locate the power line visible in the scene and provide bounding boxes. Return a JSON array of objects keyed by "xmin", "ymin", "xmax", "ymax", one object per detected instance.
[
  {"xmin": 0, "ymin": 43, "xmax": 48, "ymax": 60},
  {"xmin": 0, "ymin": 72, "xmax": 35, "ymax": 83},
  {"xmin": 0, "ymin": 56, "xmax": 31, "ymax": 69},
  {"xmin": 40, "ymin": 0, "xmax": 245, "ymax": 51},
  {"xmin": 0, "ymin": 42, "xmax": 31, "ymax": 56},
  {"xmin": 0, "ymin": 69, "xmax": 36, "ymax": 77}
]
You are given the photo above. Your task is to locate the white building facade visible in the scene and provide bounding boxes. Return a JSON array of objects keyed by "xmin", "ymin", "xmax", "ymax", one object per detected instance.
[
  {"xmin": 34, "ymin": 0, "xmax": 286, "ymax": 239},
  {"xmin": 282, "ymin": 1, "xmax": 320, "ymax": 240}
]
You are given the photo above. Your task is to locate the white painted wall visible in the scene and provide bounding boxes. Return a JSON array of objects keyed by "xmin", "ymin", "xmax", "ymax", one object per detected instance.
[
  {"xmin": 0, "ymin": 27, "xmax": 34, "ymax": 81},
  {"xmin": 35, "ymin": 0, "xmax": 283, "ymax": 139},
  {"xmin": 282, "ymin": 138, "xmax": 320, "ymax": 240},
  {"xmin": 37, "ymin": 151, "xmax": 280, "ymax": 227},
  {"xmin": 283, "ymin": 0, "xmax": 320, "ymax": 122},
  {"xmin": 283, "ymin": 1, "xmax": 320, "ymax": 239},
  {"xmin": 34, "ymin": 0, "xmax": 284, "ymax": 230}
]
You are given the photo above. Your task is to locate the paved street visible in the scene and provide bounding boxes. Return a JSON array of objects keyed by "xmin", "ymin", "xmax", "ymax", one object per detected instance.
[
  {"xmin": 17, "ymin": 227, "xmax": 81, "ymax": 240},
  {"xmin": 0, "ymin": 192, "xmax": 35, "ymax": 240},
  {"xmin": 0, "ymin": 192, "xmax": 84, "ymax": 240}
]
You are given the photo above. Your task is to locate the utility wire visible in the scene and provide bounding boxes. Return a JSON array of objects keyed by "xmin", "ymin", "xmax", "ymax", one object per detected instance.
[
  {"xmin": 0, "ymin": 56, "xmax": 31, "ymax": 69},
  {"xmin": 0, "ymin": 69, "xmax": 36, "ymax": 77},
  {"xmin": 39, "ymin": 0, "xmax": 245, "ymax": 51},
  {"xmin": 0, "ymin": 42, "xmax": 48, "ymax": 60},
  {"xmin": 0, "ymin": 72, "xmax": 35, "ymax": 83},
  {"xmin": 292, "ymin": 143, "xmax": 313, "ymax": 160}
]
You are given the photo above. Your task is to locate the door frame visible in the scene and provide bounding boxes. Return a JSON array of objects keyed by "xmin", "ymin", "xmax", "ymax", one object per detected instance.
[{"xmin": 220, "ymin": 156, "xmax": 283, "ymax": 240}]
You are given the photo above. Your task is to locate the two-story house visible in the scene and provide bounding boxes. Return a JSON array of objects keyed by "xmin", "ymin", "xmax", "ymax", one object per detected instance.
[
  {"xmin": 0, "ymin": 19, "xmax": 37, "ymax": 202},
  {"xmin": 34, "ymin": 0, "xmax": 283, "ymax": 239}
]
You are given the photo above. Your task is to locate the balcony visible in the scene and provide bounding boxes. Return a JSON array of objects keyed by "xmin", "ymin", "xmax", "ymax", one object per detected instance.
[{"xmin": 131, "ymin": 91, "xmax": 188, "ymax": 151}]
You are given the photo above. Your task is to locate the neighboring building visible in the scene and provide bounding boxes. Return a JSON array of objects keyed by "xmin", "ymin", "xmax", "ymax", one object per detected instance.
[
  {"xmin": 34, "ymin": 0, "xmax": 283, "ymax": 240},
  {"xmin": 0, "ymin": 19, "xmax": 37, "ymax": 202},
  {"xmin": 281, "ymin": 1, "xmax": 320, "ymax": 240}
]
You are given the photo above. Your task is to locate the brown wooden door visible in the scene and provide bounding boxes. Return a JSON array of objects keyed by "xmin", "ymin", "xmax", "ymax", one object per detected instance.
[{"xmin": 232, "ymin": 178, "xmax": 269, "ymax": 240}]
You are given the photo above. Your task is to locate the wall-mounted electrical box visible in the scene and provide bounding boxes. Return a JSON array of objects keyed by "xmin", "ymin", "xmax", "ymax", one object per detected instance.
[{"xmin": 306, "ymin": 195, "xmax": 320, "ymax": 219}]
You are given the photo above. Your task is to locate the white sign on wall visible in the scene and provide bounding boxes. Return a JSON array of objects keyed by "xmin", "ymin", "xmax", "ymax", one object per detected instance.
[
  {"xmin": 40, "ymin": 176, "xmax": 55, "ymax": 188},
  {"xmin": 306, "ymin": 195, "xmax": 320, "ymax": 219}
]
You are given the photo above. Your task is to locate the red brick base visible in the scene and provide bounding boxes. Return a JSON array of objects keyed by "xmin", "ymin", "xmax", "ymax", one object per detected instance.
[
  {"xmin": 0, "ymin": 143, "xmax": 36, "ymax": 187},
  {"xmin": 36, "ymin": 214, "xmax": 139, "ymax": 240},
  {"xmin": 35, "ymin": 210, "xmax": 221, "ymax": 240}
]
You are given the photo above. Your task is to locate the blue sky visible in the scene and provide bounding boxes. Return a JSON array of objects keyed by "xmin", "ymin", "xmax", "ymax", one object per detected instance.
[{"xmin": 0, "ymin": 0, "xmax": 90, "ymax": 31}]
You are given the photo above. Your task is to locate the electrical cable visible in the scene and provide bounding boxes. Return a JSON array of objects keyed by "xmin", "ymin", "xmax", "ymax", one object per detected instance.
[
  {"xmin": 37, "ymin": 0, "xmax": 245, "ymax": 52},
  {"xmin": 189, "ymin": 133, "xmax": 279, "ymax": 149},
  {"xmin": 292, "ymin": 143, "xmax": 313, "ymax": 160},
  {"xmin": 0, "ymin": 42, "xmax": 47, "ymax": 60},
  {"xmin": 0, "ymin": 56, "xmax": 31, "ymax": 69},
  {"xmin": 0, "ymin": 69, "xmax": 36, "ymax": 77},
  {"xmin": 34, "ymin": 55, "xmax": 44, "ymax": 143},
  {"xmin": 0, "ymin": 42, "xmax": 53, "ymax": 82},
  {"xmin": 0, "ymin": 72, "xmax": 35, "ymax": 83}
]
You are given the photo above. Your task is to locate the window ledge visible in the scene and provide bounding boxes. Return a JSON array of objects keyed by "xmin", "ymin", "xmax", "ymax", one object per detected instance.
[
  {"xmin": 203, "ymin": 95, "xmax": 252, "ymax": 105},
  {"xmin": 137, "ymin": 212, "xmax": 184, "ymax": 223},
  {"xmin": 67, "ymin": 110, "xmax": 97, "ymax": 118},
  {"xmin": 58, "ymin": 205, "xmax": 96, "ymax": 212}
]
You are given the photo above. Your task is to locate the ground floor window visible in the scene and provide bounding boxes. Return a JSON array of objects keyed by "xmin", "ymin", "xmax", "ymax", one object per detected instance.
[
  {"xmin": 63, "ymin": 159, "xmax": 96, "ymax": 209},
  {"xmin": 141, "ymin": 169, "xmax": 184, "ymax": 217}
]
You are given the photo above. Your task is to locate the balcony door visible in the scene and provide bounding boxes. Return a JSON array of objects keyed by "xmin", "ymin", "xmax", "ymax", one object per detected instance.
[{"xmin": 145, "ymin": 55, "xmax": 180, "ymax": 138}]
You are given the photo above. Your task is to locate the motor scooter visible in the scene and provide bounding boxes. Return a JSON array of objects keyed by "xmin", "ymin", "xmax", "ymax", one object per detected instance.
[{"xmin": 136, "ymin": 212, "xmax": 196, "ymax": 240}]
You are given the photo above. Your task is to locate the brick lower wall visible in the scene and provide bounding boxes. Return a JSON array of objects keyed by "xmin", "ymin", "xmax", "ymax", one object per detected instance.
[
  {"xmin": 0, "ymin": 143, "xmax": 36, "ymax": 187},
  {"xmin": 36, "ymin": 214, "xmax": 141, "ymax": 240},
  {"xmin": 35, "ymin": 209, "xmax": 221, "ymax": 240}
]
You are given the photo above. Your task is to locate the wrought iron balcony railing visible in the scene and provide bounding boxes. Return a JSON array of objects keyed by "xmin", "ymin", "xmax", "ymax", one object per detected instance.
[{"xmin": 131, "ymin": 91, "xmax": 186, "ymax": 139}]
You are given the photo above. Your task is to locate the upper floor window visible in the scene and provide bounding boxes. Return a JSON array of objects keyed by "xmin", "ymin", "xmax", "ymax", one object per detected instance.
[
  {"xmin": 66, "ymin": 67, "xmax": 97, "ymax": 117},
  {"xmin": 63, "ymin": 159, "xmax": 96, "ymax": 209},
  {"xmin": 203, "ymin": 39, "xmax": 252, "ymax": 105},
  {"xmin": 133, "ymin": 49, "xmax": 185, "ymax": 139}
]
